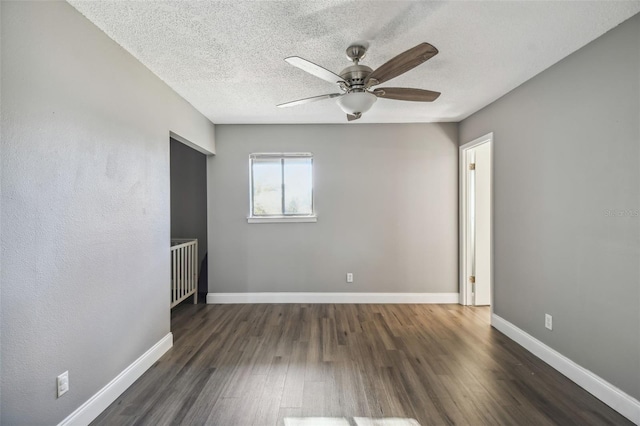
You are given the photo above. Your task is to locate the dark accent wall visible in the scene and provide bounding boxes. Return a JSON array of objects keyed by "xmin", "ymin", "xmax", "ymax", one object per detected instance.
[{"xmin": 171, "ymin": 138, "xmax": 208, "ymax": 294}]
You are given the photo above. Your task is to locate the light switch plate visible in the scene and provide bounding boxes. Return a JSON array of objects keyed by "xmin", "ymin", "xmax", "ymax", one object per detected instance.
[
  {"xmin": 545, "ymin": 314, "xmax": 553, "ymax": 330},
  {"xmin": 57, "ymin": 371, "xmax": 69, "ymax": 398}
]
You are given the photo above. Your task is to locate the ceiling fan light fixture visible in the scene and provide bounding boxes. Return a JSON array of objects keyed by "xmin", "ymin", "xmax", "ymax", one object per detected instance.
[
  {"xmin": 336, "ymin": 91, "xmax": 377, "ymax": 115},
  {"xmin": 280, "ymin": 42, "xmax": 440, "ymax": 121}
]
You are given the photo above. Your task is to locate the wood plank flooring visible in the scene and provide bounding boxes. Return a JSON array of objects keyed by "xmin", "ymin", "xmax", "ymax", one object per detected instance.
[{"xmin": 92, "ymin": 304, "xmax": 632, "ymax": 425}]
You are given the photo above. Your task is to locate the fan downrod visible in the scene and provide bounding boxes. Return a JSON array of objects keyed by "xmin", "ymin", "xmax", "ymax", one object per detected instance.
[{"xmin": 345, "ymin": 44, "xmax": 367, "ymax": 63}]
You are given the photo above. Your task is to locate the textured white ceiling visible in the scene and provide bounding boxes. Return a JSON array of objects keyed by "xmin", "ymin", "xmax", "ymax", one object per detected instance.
[{"xmin": 68, "ymin": 1, "xmax": 640, "ymax": 124}]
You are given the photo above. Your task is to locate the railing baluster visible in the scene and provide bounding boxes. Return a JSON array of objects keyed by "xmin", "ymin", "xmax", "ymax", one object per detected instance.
[
  {"xmin": 178, "ymin": 246, "xmax": 181, "ymax": 299},
  {"xmin": 192, "ymin": 243, "xmax": 196, "ymax": 293},
  {"xmin": 182, "ymin": 246, "xmax": 186, "ymax": 298},
  {"xmin": 186, "ymin": 245, "xmax": 189, "ymax": 296},
  {"xmin": 190, "ymin": 244, "xmax": 194, "ymax": 293},
  {"xmin": 180, "ymin": 246, "xmax": 185, "ymax": 298},
  {"xmin": 172, "ymin": 248, "xmax": 176, "ymax": 306},
  {"xmin": 186, "ymin": 245, "xmax": 190, "ymax": 296},
  {"xmin": 194, "ymin": 241, "xmax": 198, "ymax": 304}
]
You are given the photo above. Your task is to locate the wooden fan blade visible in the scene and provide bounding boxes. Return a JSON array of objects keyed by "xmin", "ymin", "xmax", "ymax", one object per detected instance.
[
  {"xmin": 285, "ymin": 56, "xmax": 346, "ymax": 85},
  {"xmin": 347, "ymin": 113, "xmax": 362, "ymax": 121},
  {"xmin": 366, "ymin": 42, "xmax": 438, "ymax": 85},
  {"xmin": 277, "ymin": 93, "xmax": 342, "ymax": 108},
  {"xmin": 373, "ymin": 87, "xmax": 440, "ymax": 102}
]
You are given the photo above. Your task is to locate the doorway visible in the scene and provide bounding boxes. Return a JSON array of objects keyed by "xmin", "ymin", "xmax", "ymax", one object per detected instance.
[
  {"xmin": 460, "ymin": 133, "xmax": 493, "ymax": 306},
  {"xmin": 170, "ymin": 137, "xmax": 208, "ymax": 304}
]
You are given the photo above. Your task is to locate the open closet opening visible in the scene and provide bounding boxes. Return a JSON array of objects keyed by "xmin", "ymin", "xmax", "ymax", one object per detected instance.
[{"xmin": 170, "ymin": 136, "xmax": 209, "ymax": 308}]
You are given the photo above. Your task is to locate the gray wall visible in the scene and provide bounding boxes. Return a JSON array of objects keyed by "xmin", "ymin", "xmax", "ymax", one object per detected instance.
[
  {"xmin": 170, "ymin": 138, "xmax": 208, "ymax": 268},
  {"xmin": 460, "ymin": 14, "xmax": 640, "ymax": 400},
  {"xmin": 1, "ymin": 2, "xmax": 215, "ymax": 424},
  {"xmin": 208, "ymin": 123, "xmax": 458, "ymax": 294}
]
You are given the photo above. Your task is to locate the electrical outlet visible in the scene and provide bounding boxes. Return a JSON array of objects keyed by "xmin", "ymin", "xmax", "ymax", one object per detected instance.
[
  {"xmin": 545, "ymin": 314, "xmax": 553, "ymax": 331},
  {"xmin": 57, "ymin": 371, "xmax": 69, "ymax": 398},
  {"xmin": 346, "ymin": 273, "xmax": 354, "ymax": 283}
]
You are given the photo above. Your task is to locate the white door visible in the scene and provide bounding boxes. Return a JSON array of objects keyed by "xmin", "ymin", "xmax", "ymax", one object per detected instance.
[{"xmin": 467, "ymin": 142, "xmax": 492, "ymax": 306}]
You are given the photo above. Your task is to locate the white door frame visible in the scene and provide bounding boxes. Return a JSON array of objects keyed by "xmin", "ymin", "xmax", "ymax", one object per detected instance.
[{"xmin": 459, "ymin": 132, "xmax": 493, "ymax": 307}]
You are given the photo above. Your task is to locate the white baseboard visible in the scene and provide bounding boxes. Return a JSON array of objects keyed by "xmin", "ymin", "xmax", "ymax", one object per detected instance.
[
  {"xmin": 58, "ymin": 333, "xmax": 173, "ymax": 426},
  {"xmin": 492, "ymin": 314, "xmax": 640, "ymax": 424},
  {"xmin": 206, "ymin": 292, "xmax": 459, "ymax": 304}
]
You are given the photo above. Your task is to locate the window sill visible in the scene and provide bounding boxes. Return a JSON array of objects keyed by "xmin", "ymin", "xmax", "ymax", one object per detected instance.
[{"xmin": 247, "ymin": 216, "xmax": 317, "ymax": 224}]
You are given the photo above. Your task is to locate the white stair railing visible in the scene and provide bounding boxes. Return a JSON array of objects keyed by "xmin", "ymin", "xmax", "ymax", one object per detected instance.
[{"xmin": 170, "ymin": 239, "xmax": 198, "ymax": 308}]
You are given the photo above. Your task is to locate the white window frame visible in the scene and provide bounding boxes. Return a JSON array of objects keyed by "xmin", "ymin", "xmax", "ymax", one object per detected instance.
[{"xmin": 248, "ymin": 152, "xmax": 317, "ymax": 223}]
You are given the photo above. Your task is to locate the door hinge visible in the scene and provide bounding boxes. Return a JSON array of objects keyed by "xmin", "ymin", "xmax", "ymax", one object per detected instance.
[
  {"xmin": 469, "ymin": 275, "xmax": 476, "ymax": 284},
  {"xmin": 469, "ymin": 163, "xmax": 476, "ymax": 170}
]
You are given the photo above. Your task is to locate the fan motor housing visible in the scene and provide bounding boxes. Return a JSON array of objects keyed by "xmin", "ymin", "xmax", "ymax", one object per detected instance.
[{"xmin": 339, "ymin": 65, "xmax": 373, "ymax": 89}]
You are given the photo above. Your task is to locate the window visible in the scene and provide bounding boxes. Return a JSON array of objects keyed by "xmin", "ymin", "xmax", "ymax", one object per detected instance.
[{"xmin": 249, "ymin": 153, "xmax": 316, "ymax": 223}]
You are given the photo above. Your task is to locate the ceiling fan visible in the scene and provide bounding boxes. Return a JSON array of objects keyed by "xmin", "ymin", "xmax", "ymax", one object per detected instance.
[{"xmin": 277, "ymin": 42, "xmax": 441, "ymax": 121}]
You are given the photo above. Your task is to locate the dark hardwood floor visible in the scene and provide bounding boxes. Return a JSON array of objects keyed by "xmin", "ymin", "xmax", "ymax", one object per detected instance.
[{"xmin": 92, "ymin": 304, "xmax": 631, "ymax": 425}]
